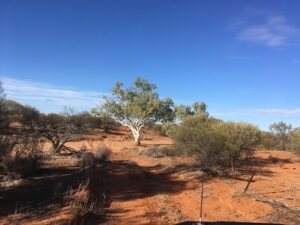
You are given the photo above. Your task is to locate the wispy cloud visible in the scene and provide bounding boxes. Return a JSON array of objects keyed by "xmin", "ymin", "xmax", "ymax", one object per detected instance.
[
  {"xmin": 213, "ymin": 108, "xmax": 300, "ymax": 117},
  {"xmin": 1, "ymin": 77, "xmax": 103, "ymax": 112},
  {"xmin": 235, "ymin": 15, "xmax": 298, "ymax": 47}
]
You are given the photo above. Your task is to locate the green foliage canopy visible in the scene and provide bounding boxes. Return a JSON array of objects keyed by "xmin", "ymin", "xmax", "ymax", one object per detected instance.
[
  {"xmin": 93, "ymin": 77, "xmax": 175, "ymax": 144},
  {"xmin": 269, "ymin": 121, "xmax": 292, "ymax": 150}
]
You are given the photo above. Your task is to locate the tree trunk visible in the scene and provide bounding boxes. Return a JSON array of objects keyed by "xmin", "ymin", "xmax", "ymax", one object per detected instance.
[
  {"xmin": 128, "ymin": 126, "xmax": 141, "ymax": 146},
  {"xmin": 230, "ymin": 156, "xmax": 235, "ymax": 172},
  {"xmin": 134, "ymin": 132, "xmax": 141, "ymax": 146}
]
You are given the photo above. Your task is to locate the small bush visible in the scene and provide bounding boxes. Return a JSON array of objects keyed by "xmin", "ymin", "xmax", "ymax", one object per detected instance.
[
  {"xmin": 94, "ymin": 146, "xmax": 112, "ymax": 161},
  {"xmin": 0, "ymin": 136, "xmax": 17, "ymax": 158},
  {"xmin": 81, "ymin": 152, "xmax": 96, "ymax": 168},
  {"xmin": 0, "ymin": 136, "xmax": 43, "ymax": 178},
  {"xmin": 139, "ymin": 145, "xmax": 177, "ymax": 158},
  {"xmin": 259, "ymin": 131, "xmax": 277, "ymax": 149},
  {"xmin": 269, "ymin": 121, "xmax": 292, "ymax": 150},
  {"xmin": 174, "ymin": 115, "xmax": 260, "ymax": 170},
  {"xmin": 66, "ymin": 179, "xmax": 108, "ymax": 222},
  {"xmin": 152, "ymin": 123, "xmax": 178, "ymax": 137},
  {"xmin": 20, "ymin": 105, "xmax": 40, "ymax": 130},
  {"xmin": 101, "ymin": 120, "xmax": 120, "ymax": 133},
  {"xmin": 72, "ymin": 197, "xmax": 106, "ymax": 217},
  {"xmin": 39, "ymin": 114, "xmax": 79, "ymax": 154},
  {"xmin": 287, "ymin": 128, "xmax": 300, "ymax": 153}
]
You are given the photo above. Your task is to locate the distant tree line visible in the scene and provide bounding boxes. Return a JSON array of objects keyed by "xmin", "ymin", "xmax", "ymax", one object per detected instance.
[
  {"xmin": 0, "ymin": 99, "xmax": 117, "ymax": 133},
  {"xmin": 1, "ymin": 78, "xmax": 300, "ymax": 175}
]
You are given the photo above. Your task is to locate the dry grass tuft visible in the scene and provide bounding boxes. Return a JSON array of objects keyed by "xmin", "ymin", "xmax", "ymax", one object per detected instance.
[
  {"xmin": 94, "ymin": 146, "xmax": 112, "ymax": 161},
  {"xmin": 139, "ymin": 145, "xmax": 177, "ymax": 158},
  {"xmin": 65, "ymin": 179, "xmax": 108, "ymax": 221}
]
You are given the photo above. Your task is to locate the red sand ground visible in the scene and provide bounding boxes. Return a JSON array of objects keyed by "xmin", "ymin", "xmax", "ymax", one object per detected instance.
[{"xmin": 1, "ymin": 128, "xmax": 300, "ymax": 224}]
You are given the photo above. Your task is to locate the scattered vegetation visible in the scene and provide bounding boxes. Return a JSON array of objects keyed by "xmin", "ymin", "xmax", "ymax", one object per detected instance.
[
  {"xmin": 139, "ymin": 145, "xmax": 177, "ymax": 158},
  {"xmin": 269, "ymin": 121, "xmax": 292, "ymax": 150},
  {"xmin": 152, "ymin": 122, "xmax": 178, "ymax": 137},
  {"xmin": 38, "ymin": 113, "xmax": 79, "ymax": 154},
  {"xmin": 0, "ymin": 135, "xmax": 43, "ymax": 179},
  {"xmin": 94, "ymin": 146, "xmax": 112, "ymax": 162},
  {"xmin": 81, "ymin": 145, "xmax": 111, "ymax": 170},
  {"xmin": 259, "ymin": 131, "xmax": 278, "ymax": 149},
  {"xmin": 65, "ymin": 179, "xmax": 109, "ymax": 223},
  {"xmin": 174, "ymin": 114, "xmax": 260, "ymax": 171},
  {"xmin": 174, "ymin": 102, "xmax": 208, "ymax": 121},
  {"xmin": 287, "ymin": 128, "xmax": 300, "ymax": 153},
  {"xmin": 1, "ymin": 77, "xmax": 300, "ymax": 224},
  {"xmin": 81, "ymin": 152, "xmax": 96, "ymax": 169}
]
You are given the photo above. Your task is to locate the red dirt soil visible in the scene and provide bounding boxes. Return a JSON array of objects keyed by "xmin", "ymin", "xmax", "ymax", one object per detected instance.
[{"xmin": 1, "ymin": 128, "xmax": 300, "ymax": 224}]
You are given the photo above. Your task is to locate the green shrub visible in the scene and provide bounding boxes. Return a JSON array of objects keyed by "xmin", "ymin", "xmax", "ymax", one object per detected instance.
[
  {"xmin": 161, "ymin": 122, "xmax": 178, "ymax": 137},
  {"xmin": 174, "ymin": 115, "xmax": 225, "ymax": 167},
  {"xmin": 0, "ymin": 100, "xmax": 23, "ymax": 128},
  {"xmin": 0, "ymin": 136, "xmax": 43, "ymax": 178},
  {"xmin": 152, "ymin": 123, "xmax": 178, "ymax": 137},
  {"xmin": 174, "ymin": 115, "xmax": 260, "ymax": 170},
  {"xmin": 151, "ymin": 124, "xmax": 164, "ymax": 135},
  {"xmin": 259, "ymin": 131, "xmax": 277, "ymax": 149},
  {"xmin": 100, "ymin": 116, "xmax": 120, "ymax": 133},
  {"xmin": 20, "ymin": 105, "xmax": 40, "ymax": 130},
  {"xmin": 221, "ymin": 122, "xmax": 260, "ymax": 170},
  {"xmin": 287, "ymin": 128, "xmax": 300, "ymax": 153},
  {"xmin": 69, "ymin": 112, "xmax": 93, "ymax": 130},
  {"xmin": 139, "ymin": 145, "xmax": 176, "ymax": 158},
  {"xmin": 269, "ymin": 121, "xmax": 292, "ymax": 150}
]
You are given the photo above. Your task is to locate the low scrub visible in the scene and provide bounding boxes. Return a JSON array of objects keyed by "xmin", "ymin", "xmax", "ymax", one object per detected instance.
[
  {"xmin": 81, "ymin": 146, "xmax": 112, "ymax": 169},
  {"xmin": 0, "ymin": 136, "xmax": 43, "ymax": 179},
  {"xmin": 259, "ymin": 131, "xmax": 278, "ymax": 150},
  {"xmin": 94, "ymin": 146, "xmax": 112, "ymax": 161},
  {"xmin": 139, "ymin": 145, "xmax": 177, "ymax": 158},
  {"xmin": 81, "ymin": 152, "xmax": 96, "ymax": 169},
  {"xmin": 66, "ymin": 179, "xmax": 108, "ymax": 222},
  {"xmin": 174, "ymin": 115, "xmax": 260, "ymax": 171},
  {"xmin": 287, "ymin": 128, "xmax": 300, "ymax": 153},
  {"xmin": 152, "ymin": 123, "xmax": 178, "ymax": 137}
]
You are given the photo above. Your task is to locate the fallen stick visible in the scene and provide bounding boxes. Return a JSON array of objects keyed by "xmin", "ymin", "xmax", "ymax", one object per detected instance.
[
  {"xmin": 245, "ymin": 193, "xmax": 300, "ymax": 213},
  {"xmin": 243, "ymin": 171, "xmax": 256, "ymax": 193}
]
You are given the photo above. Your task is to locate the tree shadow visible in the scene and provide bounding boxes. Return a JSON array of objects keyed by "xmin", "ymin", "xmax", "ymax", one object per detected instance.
[
  {"xmin": 243, "ymin": 156, "xmax": 292, "ymax": 167},
  {"xmin": 67, "ymin": 159, "xmax": 196, "ymax": 224},
  {"xmin": 100, "ymin": 160, "xmax": 197, "ymax": 202},
  {"xmin": 1, "ymin": 151, "xmax": 287, "ymax": 224},
  {"xmin": 0, "ymin": 157, "xmax": 198, "ymax": 224},
  {"xmin": 0, "ymin": 166, "xmax": 83, "ymax": 220}
]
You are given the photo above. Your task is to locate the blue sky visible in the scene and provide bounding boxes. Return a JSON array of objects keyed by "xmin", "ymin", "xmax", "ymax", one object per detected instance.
[{"xmin": 1, "ymin": 0, "xmax": 300, "ymax": 130}]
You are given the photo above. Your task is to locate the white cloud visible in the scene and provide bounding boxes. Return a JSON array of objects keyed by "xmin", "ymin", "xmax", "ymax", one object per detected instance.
[
  {"xmin": 213, "ymin": 108, "xmax": 300, "ymax": 117},
  {"xmin": 1, "ymin": 77, "xmax": 104, "ymax": 112},
  {"xmin": 236, "ymin": 16, "xmax": 298, "ymax": 47}
]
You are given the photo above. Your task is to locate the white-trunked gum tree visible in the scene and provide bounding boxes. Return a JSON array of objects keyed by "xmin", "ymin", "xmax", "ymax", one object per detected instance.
[{"xmin": 92, "ymin": 77, "xmax": 175, "ymax": 145}]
